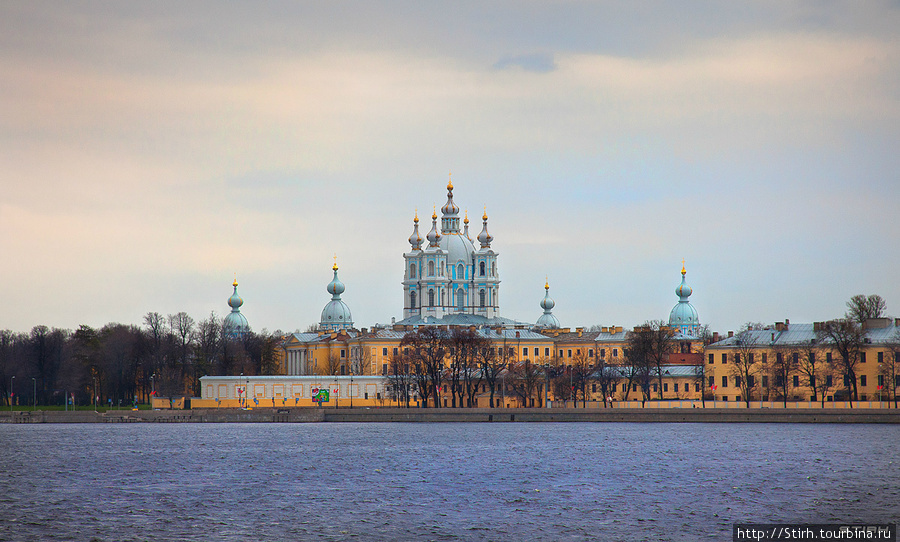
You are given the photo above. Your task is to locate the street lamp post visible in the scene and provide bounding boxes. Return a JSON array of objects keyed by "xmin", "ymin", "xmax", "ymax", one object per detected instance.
[
  {"xmin": 544, "ymin": 364, "xmax": 550, "ymax": 408},
  {"xmin": 878, "ymin": 362, "xmax": 883, "ymax": 406},
  {"xmin": 239, "ymin": 373, "xmax": 244, "ymax": 408},
  {"xmin": 9, "ymin": 376, "xmax": 14, "ymax": 411},
  {"xmin": 32, "ymin": 378, "xmax": 36, "ymax": 411}
]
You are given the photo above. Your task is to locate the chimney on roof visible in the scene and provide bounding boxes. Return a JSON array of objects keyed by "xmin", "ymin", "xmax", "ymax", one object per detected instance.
[
  {"xmin": 712, "ymin": 331, "xmax": 719, "ymax": 343},
  {"xmin": 728, "ymin": 331, "xmax": 734, "ymax": 338},
  {"xmin": 515, "ymin": 331, "xmax": 520, "ymax": 339},
  {"xmin": 775, "ymin": 322, "xmax": 784, "ymax": 332},
  {"xmin": 576, "ymin": 327, "xmax": 583, "ymax": 337},
  {"xmin": 785, "ymin": 319, "xmax": 790, "ymax": 330}
]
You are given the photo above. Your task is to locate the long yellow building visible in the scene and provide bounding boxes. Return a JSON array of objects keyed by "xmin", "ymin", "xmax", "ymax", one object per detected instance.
[{"xmin": 704, "ymin": 318, "xmax": 900, "ymax": 406}]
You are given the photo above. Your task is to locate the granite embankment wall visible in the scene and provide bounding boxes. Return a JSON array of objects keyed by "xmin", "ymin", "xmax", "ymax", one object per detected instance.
[{"xmin": 2, "ymin": 407, "xmax": 900, "ymax": 423}]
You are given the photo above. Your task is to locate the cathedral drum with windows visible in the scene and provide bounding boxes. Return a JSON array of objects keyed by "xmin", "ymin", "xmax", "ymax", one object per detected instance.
[{"xmin": 402, "ymin": 177, "xmax": 499, "ymax": 320}]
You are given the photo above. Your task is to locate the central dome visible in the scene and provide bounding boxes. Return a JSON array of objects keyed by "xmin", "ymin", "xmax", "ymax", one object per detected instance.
[{"xmin": 440, "ymin": 230, "xmax": 476, "ymax": 269}]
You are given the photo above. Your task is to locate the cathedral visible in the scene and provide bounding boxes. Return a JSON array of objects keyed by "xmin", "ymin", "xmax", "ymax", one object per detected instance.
[
  {"xmin": 226, "ymin": 178, "xmax": 701, "ymax": 339},
  {"xmin": 398, "ymin": 177, "xmax": 503, "ymax": 324}
]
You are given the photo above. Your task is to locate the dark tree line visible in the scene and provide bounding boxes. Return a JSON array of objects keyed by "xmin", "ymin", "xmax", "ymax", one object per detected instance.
[{"xmin": 0, "ymin": 312, "xmax": 283, "ymax": 408}]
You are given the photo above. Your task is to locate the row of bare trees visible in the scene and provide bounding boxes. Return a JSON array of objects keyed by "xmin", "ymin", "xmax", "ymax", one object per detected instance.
[
  {"xmin": 0, "ymin": 312, "xmax": 283, "ymax": 408},
  {"xmin": 384, "ymin": 326, "xmax": 682, "ymax": 408}
]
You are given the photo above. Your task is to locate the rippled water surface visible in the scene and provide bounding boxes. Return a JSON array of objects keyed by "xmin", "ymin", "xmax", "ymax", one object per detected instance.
[{"xmin": 1, "ymin": 422, "xmax": 898, "ymax": 541}]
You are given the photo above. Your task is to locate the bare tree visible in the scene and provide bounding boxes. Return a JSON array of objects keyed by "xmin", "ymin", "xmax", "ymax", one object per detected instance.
[
  {"xmin": 446, "ymin": 329, "xmax": 467, "ymax": 408},
  {"xmin": 593, "ymin": 354, "xmax": 621, "ymax": 407},
  {"xmin": 644, "ymin": 321, "xmax": 673, "ymax": 399},
  {"xmin": 245, "ymin": 330, "xmax": 282, "ymax": 376},
  {"xmin": 625, "ymin": 328, "xmax": 656, "ymax": 405},
  {"xmin": 323, "ymin": 351, "xmax": 342, "ymax": 376},
  {"xmin": 771, "ymin": 345, "xmax": 798, "ymax": 407},
  {"xmin": 730, "ymin": 325, "xmax": 761, "ymax": 408},
  {"xmin": 462, "ymin": 332, "xmax": 489, "ymax": 407},
  {"xmin": 617, "ymin": 353, "xmax": 640, "ymax": 402},
  {"xmin": 569, "ymin": 351, "xmax": 593, "ymax": 408},
  {"xmin": 99, "ymin": 324, "xmax": 142, "ymax": 406},
  {"xmin": 508, "ymin": 356, "xmax": 542, "ymax": 407},
  {"xmin": 547, "ymin": 357, "xmax": 575, "ymax": 405},
  {"xmin": 193, "ymin": 312, "xmax": 221, "ymax": 395},
  {"xmin": 817, "ymin": 319, "xmax": 863, "ymax": 405},
  {"xmin": 797, "ymin": 344, "xmax": 834, "ymax": 407},
  {"xmin": 350, "ymin": 345, "xmax": 372, "ymax": 377},
  {"xmin": 72, "ymin": 325, "xmax": 100, "ymax": 403},
  {"xmin": 479, "ymin": 343, "xmax": 507, "ymax": 408},
  {"xmin": 881, "ymin": 330, "xmax": 900, "ymax": 408},
  {"xmin": 401, "ymin": 327, "xmax": 450, "ymax": 408},
  {"xmin": 846, "ymin": 294, "xmax": 886, "ymax": 325},
  {"xmin": 693, "ymin": 324, "xmax": 717, "ymax": 408},
  {"xmin": 143, "ymin": 312, "xmax": 167, "ymax": 378},
  {"xmin": 168, "ymin": 312, "xmax": 195, "ymax": 387},
  {"xmin": 385, "ymin": 351, "xmax": 414, "ymax": 408},
  {"xmin": 447, "ymin": 328, "xmax": 485, "ymax": 407},
  {"xmin": 692, "ymin": 363, "xmax": 709, "ymax": 407}
]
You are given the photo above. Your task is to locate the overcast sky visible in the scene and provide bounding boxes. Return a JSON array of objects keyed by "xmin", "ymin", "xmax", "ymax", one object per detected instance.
[{"xmin": 2, "ymin": 1, "xmax": 898, "ymax": 335}]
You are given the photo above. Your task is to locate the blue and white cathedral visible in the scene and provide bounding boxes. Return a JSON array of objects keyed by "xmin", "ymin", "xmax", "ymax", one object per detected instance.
[{"xmin": 402, "ymin": 177, "xmax": 500, "ymax": 321}]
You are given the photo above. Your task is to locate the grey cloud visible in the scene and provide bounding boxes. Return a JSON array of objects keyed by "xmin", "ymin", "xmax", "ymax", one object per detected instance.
[{"xmin": 493, "ymin": 53, "xmax": 556, "ymax": 73}]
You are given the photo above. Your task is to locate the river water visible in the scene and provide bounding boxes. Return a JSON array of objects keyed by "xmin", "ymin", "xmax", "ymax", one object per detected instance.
[{"xmin": 0, "ymin": 423, "xmax": 897, "ymax": 542}]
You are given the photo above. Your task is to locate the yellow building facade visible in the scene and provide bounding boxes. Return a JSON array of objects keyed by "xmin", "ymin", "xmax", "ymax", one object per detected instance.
[{"xmin": 704, "ymin": 319, "xmax": 900, "ymax": 406}]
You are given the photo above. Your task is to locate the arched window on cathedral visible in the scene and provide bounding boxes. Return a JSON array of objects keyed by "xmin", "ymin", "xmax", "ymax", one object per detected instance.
[
  {"xmin": 429, "ymin": 289, "xmax": 435, "ymax": 307},
  {"xmin": 491, "ymin": 262, "xmax": 496, "ymax": 277},
  {"xmin": 410, "ymin": 290, "xmax": 417, "ymax": 308},
  {"xmin": 441, "ymin": 289, "xmax": 445, "ymax": 305},
  {"xmin": 440, "ymin": 262, "xmax": 445, "ymax": 276},
  {"xmin": 428, "ymin": 261, "xmax": 435, "ymax": 276},
  {"xmin": 457, "ymin": 263, "xmax": 464, "ymax": 280},
  {"xmin": 479, "ymin": 262, "xmax": 485, "ymax": 276},
  {"xmin": 457, "ymin": 288, "xmax": 465, "ymax": 311},
  {"xmin": 479, "ymin": 289, "xmax": 485, "ymax": 308},
  {"xmin": 410, "ymin": 263, "xmax": 416, "ymax": 279}
]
